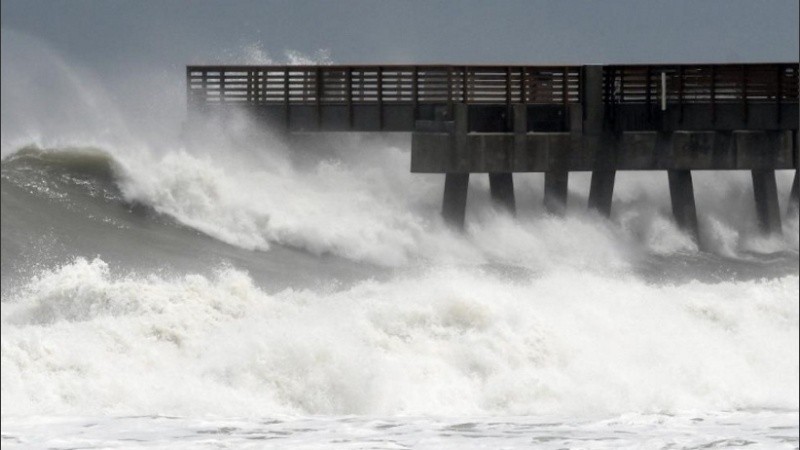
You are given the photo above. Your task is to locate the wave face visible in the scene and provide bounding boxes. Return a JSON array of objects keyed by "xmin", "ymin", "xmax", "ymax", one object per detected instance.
[
  {"xmin": 1, "ymin": 133, "xmax": 798, "ymax": 418},
  {"xmin": 1, "ymin": 31, "xmax": 798, "ymax": 419}
]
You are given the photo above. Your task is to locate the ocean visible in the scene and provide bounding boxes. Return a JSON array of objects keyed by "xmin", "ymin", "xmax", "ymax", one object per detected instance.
[{"xmin": 1, "ymin": 30, "xmax": 799, "ymax": 449}]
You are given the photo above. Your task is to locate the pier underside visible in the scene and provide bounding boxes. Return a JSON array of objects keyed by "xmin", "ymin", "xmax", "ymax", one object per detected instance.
[{"xmin": 412, "ymin": 103, "xmax": 798, "ymax": 241}]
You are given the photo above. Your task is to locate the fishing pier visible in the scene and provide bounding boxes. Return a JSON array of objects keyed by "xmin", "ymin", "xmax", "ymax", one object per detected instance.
[{"xmin": 186, "ymin": 63, "xmax": 799, "ymax": 239}]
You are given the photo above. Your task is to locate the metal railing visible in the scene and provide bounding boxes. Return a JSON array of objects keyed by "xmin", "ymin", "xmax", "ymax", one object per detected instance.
[
  {"xmin": 186, "ymin": 63, "xmax": 799, "ymax": 130},
  {"xmin": 186, "ymin": 64, "xmax": 582, "ymax": 107},
  {"xmin": 603, "ymin": 63, "xmax": 799, "ymax": 105}
]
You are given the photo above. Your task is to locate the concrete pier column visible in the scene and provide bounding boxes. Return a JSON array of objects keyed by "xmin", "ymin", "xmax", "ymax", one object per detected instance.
[
  {"xmin": 788, "ymin": 170, "xmax": 799, "ymax": 216},
  {"xmin": 451, "ymin": 103, "xmax": 470, "ymax": 172},
  {"xmin": 667, "ymin": 170, "xmax": 700, "ymax": 242},
  {"xmin": 583, "ymin": 66, "xmax": 615, "ymax": 217},
  {"xmin": 440, "ymin": 103, "xmax": 470, "ymax": 229},
  {"xmin": 544, "ymin": 171, "xmax": 569, "ymax": 216},
  {"xmin": 751, "ymin": 169, "xmax": 782, "ymax": 235},
  {"xmin": 442, "ymin": 173, "xmax": 469, "ymax": 229},
  {"xmin": 588, "ymin": 170, "xmax": 616, "ymax": 217},
  {"xmin": 489, "ymin": 173, "xmax": 516, "ymax": 214}
]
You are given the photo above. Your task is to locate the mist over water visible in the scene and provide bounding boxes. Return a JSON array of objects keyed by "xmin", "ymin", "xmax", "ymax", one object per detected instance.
[{"xmin": 1, "ymin": 27, "xmax": 798, "ymax": 447}]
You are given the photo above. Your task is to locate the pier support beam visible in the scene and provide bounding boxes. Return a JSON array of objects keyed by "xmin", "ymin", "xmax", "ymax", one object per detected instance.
[
  {"xmin": 667, "ymin": 170, "xmax": 700, "ymax": 243},
  {"xmin": 788, "ymin": 170, "xmax": 799, "ymax": 216},
  {"xmin": 588, "ymin": 170, "xmax": 616, "ymax": 217},
  {"xmin": 544, "ymin": 171, "xmax": 569, "ymax": 216},
  {"xmin": 489, "ymin": 173, "xmax": 516, "ymax": 214},
  {"xmin": 752, "ymin": 169, "xmax": 782, "ymax": 235},
  {"xmin": 442, "ymin": 173, "xmax": 469, "ymax": 229}
]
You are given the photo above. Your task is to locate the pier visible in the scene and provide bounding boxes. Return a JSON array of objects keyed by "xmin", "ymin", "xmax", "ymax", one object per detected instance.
[{"xmin": 187, "ymin": 63, "xmax": 799, "ymax": 240}]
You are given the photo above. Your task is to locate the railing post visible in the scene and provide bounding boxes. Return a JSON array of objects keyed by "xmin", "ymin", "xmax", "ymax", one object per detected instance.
[
  {"xmin": 710, "ymin": 65, "xmax": 716, "ymax": 124},
  {"xmin": 202, "ymin": 70, "xmax": 208, "ymax": 103},
  {"xmin": 316, "ymin": 67, "xmax": 322, "ymax": 129},
  {"xmin": 678, "ymin": 66, "xmax": 684, "ymax": 124},
  {"xmin": 506, "ymin": 66, "xmax": 512, "ymax": 105},
  {"xmin": 646, "ymin": 66, "xmax": 652, "ymax": 123},
  {"xmin": 506, "ymin": 66, "xmax": 512, "ymax": 129},
  {"xmin": 220, "ymin": 70, "xmax": 226, "ymax": 104},
  {"xmin": 447, "ymin": 66, "xmax": 454, "ymax": 119},
  {"xmin": 283, "ymin": 68, "xmax": 290, "ymax": 130},
  {"xmin": 741, "ymin": 64, "xmax": 748, "ymax": 124},
  {"xmin": 246, "ymin": 70, "xmax": 252, "ymax": 103},
  {"xmin": 377, "ymin": 66, "xmax": 384, "ymax": 130},
  {"xmin": 776, "ymin": 65, "xmax": 783, "ymax": 125},
  {"xmin": 562, "ymin": 67, "xmax": 569, "ymax": 130},
  {"xmin": 261, "ymin": 70, "xmax": 267, "ymax": 104},
  {"xmin": 412, "ymin": 67, "xmax": 419, "ymax": 121},
  {"xmin": 462, "ymin": 66, "xmax": 468, "ymax": 103},
  {"xmin": 346, "ymin": 68, "xmax": 353, "ymax": 129}
]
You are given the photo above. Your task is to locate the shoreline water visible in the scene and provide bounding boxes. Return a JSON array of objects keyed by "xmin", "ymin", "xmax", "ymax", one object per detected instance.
[{"xmin": 3, "ymin": 411, "xmax": 798, "ymax": 449}]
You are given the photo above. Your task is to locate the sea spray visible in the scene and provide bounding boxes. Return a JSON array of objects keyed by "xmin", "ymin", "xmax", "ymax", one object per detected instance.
[{"xmin": 2, "ymin": 257, "xmax": 797, "ymax": 417}]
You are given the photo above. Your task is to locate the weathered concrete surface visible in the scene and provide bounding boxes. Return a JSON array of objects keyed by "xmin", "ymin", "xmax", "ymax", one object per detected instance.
[
  {"xmin": 588, "ymin": 170, "xmax": 616, "ymax": 217},
  {"xmin": 450, "ymin": 104, "xmax": 470, "ymax": 172},
  {"xmin": 410, "ymin": 130, "xmax": 795, "ymax": 173},
  {"xmin": 583, "ymin": 66, "xmax": 605, "ymax": 134},
  {"xmin": 789, "ymin": 170, "xmax": 799, "ymax": 216},
  {"xmin": 751, "ymin": 169, "xmax": 783, "ymax": 235},
  {"xmin": 544, "ymin": 171, "xmax": 569, "ymax": 216},
  {"xmin": 410, "ymin": 132, "xmax": 449, "ymax": 172},
  {"xmin": 668, "ymin": 170, "xmax": 700, "ymax": 244},
  {"xmin": 442, "ymin": 173, "xmax": 469, "ymax": 229},
  {"xmin": 469, "ymin": 134, "xmax": 515, "ymax": 172},
  {"xmin": 489, "ymin": 173, "xmax": 516, "ymax": 214},
  {"xmin": 614, "ymin": 103, "xmax": 799, "ymax": 132},
  {"xmin": 511, "ymin": 133, "xmax": 550, "ymax": 172},
  {"xmin": 735, "ymin": 131, "xmax": 794, "ymax": 170}
]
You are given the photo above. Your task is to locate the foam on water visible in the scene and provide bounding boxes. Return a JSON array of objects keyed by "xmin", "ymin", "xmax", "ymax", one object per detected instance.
[
  {"xmin": 2, "ymin": 257, "xmax": 797, "ymax": 417},
  {"xmin": 2, "ymin": 411, "xmax": 798, "ymax": 449},
  {"xmin": 107, "ymin": 115, "xmax": 799, "ymax": 269}
]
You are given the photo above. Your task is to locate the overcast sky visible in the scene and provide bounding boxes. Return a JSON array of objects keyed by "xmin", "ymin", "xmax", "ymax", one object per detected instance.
[
  {"xmin": 2, "ymin": 0, "xmax": 798, "ymax": 74},
  {"xmin": 2, "ymin": 0, "xmax": 798, "ymax": 146}
]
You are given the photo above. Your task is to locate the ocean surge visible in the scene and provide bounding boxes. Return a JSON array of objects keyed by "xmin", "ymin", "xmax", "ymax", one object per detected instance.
[{"xmin": 2, "ymin": 257, "xmax": 797, "ymax": 417}]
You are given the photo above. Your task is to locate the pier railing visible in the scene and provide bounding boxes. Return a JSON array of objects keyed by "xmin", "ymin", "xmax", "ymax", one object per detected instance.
[
  {"xmin": 188, "ymin": 63, "xmax": 797, "ymax": 107},
  {"xmin": 187, "ymin": 63, "xmax": 798, "ymax": 131},
  {"xmin": 604, "ymin": 64, "xmax": 798, "ymax": 105},
  {"xmin": 187, "ymin": 65, "xmax": 581, "ymax": 107}
]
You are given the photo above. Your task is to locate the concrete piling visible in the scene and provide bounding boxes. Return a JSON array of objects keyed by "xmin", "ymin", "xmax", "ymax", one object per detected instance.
[
  {"xmin": 667, "ymin": 170, "xmax": 700, "ymax": 243},
  {"xmin": 489, "ymin": 173, "xmax": 516, "ymax": 214},
  {"xmin": 588, "ymin": 170, "xmax": 616, "ymax": 217},
  {"xmin": 544, "ymin": 171, "xmax": 569, "ymax": 216},
  {"xmin": 751, "ymin": 169, "xmax": 782, "ymax": 235},
  {"xmin": 788, "ymin": 170, "xmax": 799, "ymax": 216},
  {"xmin": 584, "ymin": 66, "xmax": 616, "ymax": 217},
  {"xmin": 442, "ymin": 173, "xmax": 469, "ymax": 229}
]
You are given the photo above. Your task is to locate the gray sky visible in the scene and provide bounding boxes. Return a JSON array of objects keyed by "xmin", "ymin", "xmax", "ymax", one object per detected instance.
[
  {"xmin": 2, "ymin": 0, "xmax": 798, "ymax": 74},
  {"xmin": 2, "ymin": 0, "xmax": 798, "ymax": 147}
]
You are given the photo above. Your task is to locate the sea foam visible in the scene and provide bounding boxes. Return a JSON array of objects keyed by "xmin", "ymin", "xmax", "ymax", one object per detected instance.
[{"xmin": 2, "ymin": 257, "xmax": 797, "ymax": 417}]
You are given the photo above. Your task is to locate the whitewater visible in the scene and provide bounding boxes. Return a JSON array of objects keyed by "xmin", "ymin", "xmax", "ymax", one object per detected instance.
[{"xmin": 1, "ymin": 31, "xmax": 799, "ymax": 449}]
